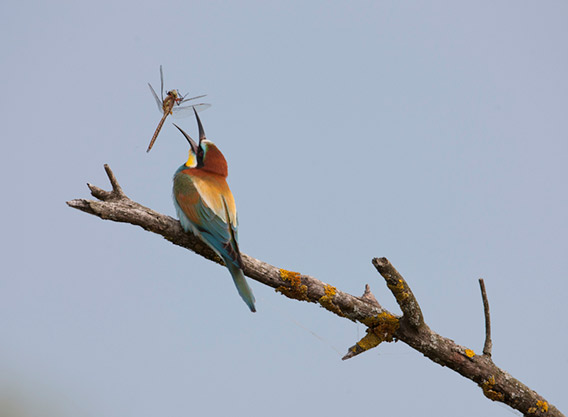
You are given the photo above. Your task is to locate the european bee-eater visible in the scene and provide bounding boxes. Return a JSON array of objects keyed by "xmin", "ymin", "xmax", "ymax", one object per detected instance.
[{"xmin": 172, "ymin": 111, "xmax": 256, "ymax": 312}]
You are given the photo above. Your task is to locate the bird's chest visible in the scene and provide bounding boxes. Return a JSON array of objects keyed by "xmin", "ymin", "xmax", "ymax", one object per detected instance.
[{"xmin": 176, "ymin": 171, "xmax": 231, "ymax": 214}]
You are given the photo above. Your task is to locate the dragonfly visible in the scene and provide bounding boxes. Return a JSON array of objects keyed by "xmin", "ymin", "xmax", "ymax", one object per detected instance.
[{"xmin": 147, "ymin": 65, "xmax": 211, "ymax": 152}]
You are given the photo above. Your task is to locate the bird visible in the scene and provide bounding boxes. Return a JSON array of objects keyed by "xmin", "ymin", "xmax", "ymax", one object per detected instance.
[{"xmin": 171, "ymin": 110, "xmax": 256, "ymax": 312}]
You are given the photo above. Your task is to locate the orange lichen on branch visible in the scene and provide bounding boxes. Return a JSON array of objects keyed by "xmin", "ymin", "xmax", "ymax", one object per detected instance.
[
  {"xmin": 465, "ymin": 349, "xmax": 475, "ymax": 358},
  {"xmin": 387, "ymin": 278, "xmax": 410, "ymax": 302},
  {"xmin": 344, "ymin": 330, "xmax": 383, "ymax": 359},
  {"xmin": 537, "ymin": 401, "xmax": 549, "ymax": 413},
  {"xmin": 481, "ymin": 376, "xmax": 505, "ymax": 402},
  {"xmin": 343, "ymin": 312, "xmax": 400, "ymax": 360},
  {"xmin": 276, "ymin": 269, "xmax": 309, "ymax": 301},
  {"xmin": 369, "ymin": 312, "xmax": 400, "ymax": 342},
  {"xmin": 318, "ymin": 284, "xmax": 343, "ymax": 316},
  {"xmin": 528, "ymin": 400, "xmax": 550, "ymax": 414},
  {"xmin": 323, "ymin": 284, "xmax": 336, "ymax": 297},
  {"xmin": 280, "ymin": 269, "xmax": 302, "ymax": 286}
]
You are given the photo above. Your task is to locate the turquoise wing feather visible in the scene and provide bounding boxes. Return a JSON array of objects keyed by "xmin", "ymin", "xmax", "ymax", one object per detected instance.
[{"xmin": 173, "ymin": 166, "xmax": 256, "ymax": 312}]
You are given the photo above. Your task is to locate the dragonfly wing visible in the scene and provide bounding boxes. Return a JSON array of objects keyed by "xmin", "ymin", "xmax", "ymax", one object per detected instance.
[
  {"xmin": 179, "ymin": 94, "xmax": 207, "ymax": 104},
  {"xmin": 148, "ymin": 83, "xmax": 164, "ymax": 113},
  {"xmin": 171, "ymin": 103, "xmax": 212, "ymax": 119},
  {"xmin": 159, "ymin": 65, "xmax": 164, "ymax": 102}
]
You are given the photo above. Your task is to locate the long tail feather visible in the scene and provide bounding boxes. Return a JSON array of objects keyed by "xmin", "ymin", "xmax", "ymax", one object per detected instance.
[{"xmin": 226, "ymin": 261, "xmax": 256, "ymax": 312}]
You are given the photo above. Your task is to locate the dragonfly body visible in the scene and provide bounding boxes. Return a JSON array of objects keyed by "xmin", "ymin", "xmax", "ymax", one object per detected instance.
[
  {"xmin": 148, "ymin": 90, "xmax": 181, "ymax": 152},
  {"xmin": 147, "ymin": 66, "xmax": 211, "ymax": 152},
  {"xmin": 162, "ymin": 89, "xmax": 181, "ymax": 114}
]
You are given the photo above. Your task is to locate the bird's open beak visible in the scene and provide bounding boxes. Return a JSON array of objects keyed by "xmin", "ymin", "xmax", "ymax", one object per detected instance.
[
  {"xmin": 173, "ymin": 123, "xmax": 199, "ymax": 155},
  {"xmin": 193, "ymin": 107, "xmax": 206, "ymax": 145}
]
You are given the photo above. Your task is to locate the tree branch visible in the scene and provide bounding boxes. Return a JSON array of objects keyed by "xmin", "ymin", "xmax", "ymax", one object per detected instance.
[
  {"xmin": 67, "ymin": 165, "xmax": 563, "ymax": 417},
  {"xmin": 479, "ymin": 278, "xmax": 493, "ymax": 357},
  {"xmin": 372, "ymin": 257, "xmax": 424, "ymax": 328},
  {"xmin": 68, "ymin": 165, "xmax": 386, "ymax": 322}
]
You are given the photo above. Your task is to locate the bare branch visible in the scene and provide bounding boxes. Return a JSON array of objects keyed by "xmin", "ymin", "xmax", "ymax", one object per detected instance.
[
  {"xmin": 67, "ymin": 165, "xmax": 387, "ymax": 323},
  {"xmin": 372, "ymin": 257, "xmax": 424, "ymax": 329},
  {"xmin": 103, "ymin": 163, "xmax": 126, "ymax": 197},
  {"xmin": 342, "ymin": 310, "xmax": 399, "ymax": 360},
  {"xmin": 86, "ymin": 164, "xmax": 126, "ymax": 201},
  {"xmin": 67, "ymin": 165, "xmax": 564, "ymax": 417},
  {"xmin": 359, "ymin": 284, "xmax": 380, "ymax": 307},
  {"xmin": 478, "ymin": 278, "xmax": 492, "ymax": 357}
]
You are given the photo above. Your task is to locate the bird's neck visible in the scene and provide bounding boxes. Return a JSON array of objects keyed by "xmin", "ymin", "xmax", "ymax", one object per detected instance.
[{"xmin": 201, "ymin": 144, "xmax": 228, "ymax": 177}]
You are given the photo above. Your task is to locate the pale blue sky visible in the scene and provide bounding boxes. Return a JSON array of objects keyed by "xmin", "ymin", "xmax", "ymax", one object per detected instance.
[{"xmin": 3, "ymin": 1, "xmax": 567, "ymax": 416}]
